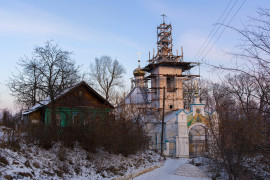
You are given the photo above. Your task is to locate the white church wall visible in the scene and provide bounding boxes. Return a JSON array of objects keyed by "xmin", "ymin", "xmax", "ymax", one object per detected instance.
[
  {"xmin": 165, "ymin": 116, "xmax": 178, "ymax": 156},
  {"xmin": 175, "ymin": 111, "xmax": 189, "ymax": 158},
  {"xmin": 165, "ymin": 117, "xmax": 177, "ymax": 142}
]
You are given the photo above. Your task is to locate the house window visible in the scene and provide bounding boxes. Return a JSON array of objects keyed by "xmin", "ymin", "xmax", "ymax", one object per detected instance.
[
  {"xmin": 72, "ymin": 113, "xmax": 79, "ymax": 125},
  {"xmin": 167, "ymin": 77, "xmax": 175, "ymax": 92},
  {"xmin": 79, "ymin": 91, "xmax": 83, "ymax": 96}
]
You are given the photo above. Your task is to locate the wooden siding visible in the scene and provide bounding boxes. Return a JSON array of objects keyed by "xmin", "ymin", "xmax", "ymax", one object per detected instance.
[
  {"xmin": 29, "ymin": 110, "xmax": 41, "ymax": 123},
  {"xmin": 54, "ymin": 85, "xmax": 111, "ymax": 109}
]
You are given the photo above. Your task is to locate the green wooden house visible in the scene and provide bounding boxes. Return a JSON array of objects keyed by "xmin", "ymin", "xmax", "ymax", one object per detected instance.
[{"xmin": 22, "ymin": 81, "xmax": 114, "ymax": 126}]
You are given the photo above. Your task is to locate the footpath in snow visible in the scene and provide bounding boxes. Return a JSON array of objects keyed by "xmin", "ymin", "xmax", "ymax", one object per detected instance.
[{"xmin": 135, "ymin": 158, "xmax": 210, "ymax": 180}]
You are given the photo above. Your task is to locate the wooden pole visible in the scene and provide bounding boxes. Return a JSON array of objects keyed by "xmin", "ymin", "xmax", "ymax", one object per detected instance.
[
  {"xmin": 181, "ymin": 46, "xmax": 184, "ymax": 61},
  {"xmin": 161, "ymin": 86, "xmax": 165, "ymax": 156}
]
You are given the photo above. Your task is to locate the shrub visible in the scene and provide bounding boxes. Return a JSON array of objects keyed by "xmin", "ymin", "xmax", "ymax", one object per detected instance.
[
  {"xmin": 32, "ymin": 161, "xmax": 40, "ymax": 168},
  {"xmin": 2, "ymin": 109, "xmax": 14, "ymax": 129},
  {"xmin": 17, "ymin": 172, "xmax": 32, "ymax": 178},
  {"xmin": 103, "ymin": 116, "xmax": 149, "ymax": 156},
  {"xmin": 25, "ymin": 124, "xmax": 57, "ymax": 149},
  {"xmin": 24, "ymin": 113, "xmax": 148, "ymax": 156},
  {"xmin": 57, "ymin": 147, "xmax": 66, "ymax": 161},
  {"xmin": 0, "ymin": 156, "xmax": 9, "ymax": 166}
]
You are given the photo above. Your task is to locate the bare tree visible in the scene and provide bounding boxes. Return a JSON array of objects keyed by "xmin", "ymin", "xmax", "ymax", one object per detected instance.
[
  {"xmin": 205, "ymin": 74, "xmax": 270, "ymax": 179},
  {"xmin": 8, "ymin": 41, "xmax": 80, "ymax": 125},
  {"xmin": 210, "ymin": 8, "xmax": 270, "ymax": 109},
  {"xmin": 8, "ymin": 59, "xmax": 44, "ymax": 109},
  {"xmin": 201, "ymin": 9, "xmax": 270, "ymax": 178},
  {"xmin": 183, "ymin": 78, "xmax": 208, "ymax": 109},
  {"xmin": 89, "ymin": 56, "xmax": 126, "ymax": 102}
]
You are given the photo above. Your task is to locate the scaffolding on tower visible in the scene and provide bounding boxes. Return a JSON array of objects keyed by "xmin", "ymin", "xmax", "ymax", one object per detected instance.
[{"xmin": 137, "ymin": 14, "xmax": 199, "ymax": 113}]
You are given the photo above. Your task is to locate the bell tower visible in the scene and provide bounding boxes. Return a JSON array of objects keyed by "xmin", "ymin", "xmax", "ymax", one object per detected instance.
[{"xmin": 143, "ymin": 15, "xmax": 197, "ymax": 112}]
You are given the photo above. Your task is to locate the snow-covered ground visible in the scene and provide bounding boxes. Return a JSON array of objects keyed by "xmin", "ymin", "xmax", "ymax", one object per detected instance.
[
  {"xmin": 0, "ymin": 125, "xmax": 214, "ymax": 180},
  {"xmin": 135, "ymin": 158, "xmax": 210, "ymax": 180},
  {"xmin": 0, "ymin": 143, "xmax": 163, "ymax": 179},
  {"xmin": 0, "ymin": 126, "xmax": 163, "ymax": 179}
]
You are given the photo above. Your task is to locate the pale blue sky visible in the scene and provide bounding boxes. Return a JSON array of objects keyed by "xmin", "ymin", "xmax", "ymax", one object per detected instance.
[{"xmin": 0, "ymin": 0, "xmax": 269, "ymax": 111}]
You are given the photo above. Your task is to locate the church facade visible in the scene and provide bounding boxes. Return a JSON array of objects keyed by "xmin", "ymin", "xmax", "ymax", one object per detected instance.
[{"xmin": 123, "ymin": 18, "xmax": 217, "ymax": 158}]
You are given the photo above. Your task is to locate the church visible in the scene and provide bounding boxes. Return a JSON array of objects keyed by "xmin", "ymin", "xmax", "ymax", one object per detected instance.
[{"xmin": 122, "ymin": 17, "xmax": 217, "ymax": 158}]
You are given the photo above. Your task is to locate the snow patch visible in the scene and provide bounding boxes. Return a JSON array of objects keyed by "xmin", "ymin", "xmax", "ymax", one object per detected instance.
[
  {"xmin": 0, "ymin": 142, "xmax": 162, "ymax": 179},
  {"xmin": 173, "ymin": 164, "xmax": 209, "ymax": 178}
]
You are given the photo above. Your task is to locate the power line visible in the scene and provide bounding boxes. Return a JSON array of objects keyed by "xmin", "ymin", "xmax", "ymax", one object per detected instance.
[
  {"xmin": 191, "ymin": 0, "xmax": 246, "ymax": 76},
  {"xmin": 192, "ymin": 0, "xmax": 234, "ymax": 62},
  {"xmin": 202, "ymin": 0, "xmax": 246, "ymax": 60},
  {"xmin": 197, "ymin": 0, "xmax": 238, "ymax": 61}
]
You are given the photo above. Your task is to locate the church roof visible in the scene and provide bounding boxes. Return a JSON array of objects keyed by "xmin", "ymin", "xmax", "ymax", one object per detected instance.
[
  {"xmin": 124, "ymin": 87, "xmax": 150, "ymax": 105},
  {"xmin": 164, "ymin": 110, "xmax": 179, "ymax": 122},
  {"xmin": 143, "ymin": 61, "xmax": 195, "ymax": 72}
]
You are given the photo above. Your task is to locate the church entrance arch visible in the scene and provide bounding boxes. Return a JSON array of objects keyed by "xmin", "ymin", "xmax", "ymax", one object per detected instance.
[{"xmin": 188, "ymin": 124, "xmax": 208, "ymax": 157}]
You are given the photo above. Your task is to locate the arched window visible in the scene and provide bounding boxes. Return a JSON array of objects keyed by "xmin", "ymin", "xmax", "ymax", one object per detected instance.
[{"xmin": 167, "ymin": 77, "xmax": 175, "ymax": 92}]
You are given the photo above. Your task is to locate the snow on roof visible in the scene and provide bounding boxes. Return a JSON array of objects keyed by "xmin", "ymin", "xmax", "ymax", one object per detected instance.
[
  {"xmin": 141, "ymin": 113, "xmax": 157, "ymax": 123},
  {"xmin": 22, "ymin": 99, "xmax": 50, "ymax": 115},
  {"xmin": 124, "ymin": 87, "xmax": 151, "ymax": 105},
  {"xmin": 164, "ymin": 110, "xmax": 179, "ymax": 122},
  {"xmin": 22, "ymin": 83, "xmax": 77, "ymax": 115}
]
